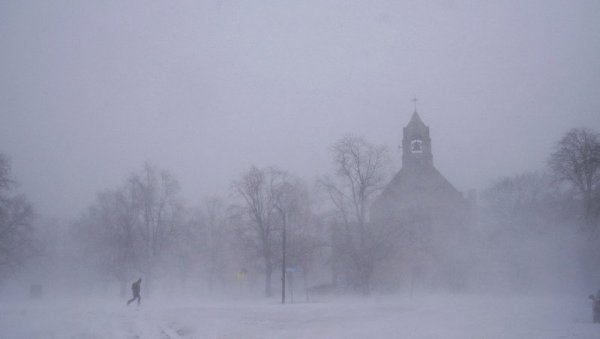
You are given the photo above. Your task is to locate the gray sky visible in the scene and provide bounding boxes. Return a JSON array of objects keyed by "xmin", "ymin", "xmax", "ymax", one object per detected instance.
[{"xmin": 1, "ymin": 0, "xmax": 599, "ymax": 220}]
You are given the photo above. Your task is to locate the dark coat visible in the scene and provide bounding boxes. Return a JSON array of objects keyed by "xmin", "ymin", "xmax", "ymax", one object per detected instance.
[{"xmin": 132, "ymin": 279, "xmax": 141, "ymax": 296}]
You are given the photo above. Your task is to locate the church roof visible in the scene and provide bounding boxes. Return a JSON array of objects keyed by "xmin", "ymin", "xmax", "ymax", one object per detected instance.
[
  {"xmin": 378, "ymin": 164, "xmax": 463, "ymax": 206},
  {"xmin": 407, "ymin": 111, "xmax": 427, "ymax": 130},
  {"xmin": 371, "ymin": 163, "xmax": 466, "ymax": 226}
]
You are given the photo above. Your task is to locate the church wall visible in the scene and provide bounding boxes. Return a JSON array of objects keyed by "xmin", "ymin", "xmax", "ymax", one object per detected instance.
[{"xmin": 369, "ymin": 111, "xmax": 474, "ymax": 292}]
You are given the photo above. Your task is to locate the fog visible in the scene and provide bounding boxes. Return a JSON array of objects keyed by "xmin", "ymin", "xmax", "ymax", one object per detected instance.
[
  {"xmin": 2, "ymin": 0, "xmax": 598, "ymax": 220},
  {"xmin": 1, "ymin": 1, "xmax": 600, "ymax": 338}
]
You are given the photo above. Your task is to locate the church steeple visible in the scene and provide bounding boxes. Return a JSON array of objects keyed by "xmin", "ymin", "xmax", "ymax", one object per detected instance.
[
  {"xmin": 402, "ymin": 108, "xmax": 433, "ymax": 168},
  {"xmin": 412, "ymin": 96, "xmax": 419, "ymax": 113}
]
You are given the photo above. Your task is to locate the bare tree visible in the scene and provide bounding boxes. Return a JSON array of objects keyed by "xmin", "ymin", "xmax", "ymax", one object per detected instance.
[
  {"xmin": 319, "ymin": 135, "xmax": 391, "ymax": 295},
  {"xmin": 231, "ymin": 166, "xmax": 293, "ymax": 297},
  {"xmin": 0, "ymin": 154, "xmax": 36, "ymax": 279},
  {"xmin": 482, "ymin": 172, "xmax": 559, "ymax": 231},
  {"xmin": 74, "ymin": 162, "xmax": 185, "ymax": 295},
  {"xmin": 479, "ymin": 171, "xmax": 585, "ymax": 291},
  {"xmin": 129, "ymin": 163, "xmax": 185, "ymax": 292},
  {"xmin": 189, "ymin": 196, "xmax": 233, "ymax": 293},
  {"xmin": 271, "ymin": 176, "xmax": 319, "ymax": 303},
  {"xmin": 74, "ymin": 188, "xmax": 138, "ymax": 295},
  {"xmin": 549, "ymin": 128, "xmax": 600, "ymax": 228}
]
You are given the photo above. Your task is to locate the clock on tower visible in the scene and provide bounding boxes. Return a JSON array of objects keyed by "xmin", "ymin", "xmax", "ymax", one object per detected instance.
[{"xmin": 410, "ymin": 139, "xmax": 423, "ymax": 153}]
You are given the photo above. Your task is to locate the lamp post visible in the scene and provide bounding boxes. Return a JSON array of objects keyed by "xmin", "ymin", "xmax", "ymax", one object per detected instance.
[
  {"xmin": 282, "ymin": 212, "xmax": 287, "ymax": 304},
  {"xmin": 276, "ymin": 205, "xmax": 287, "ymax": 304}
]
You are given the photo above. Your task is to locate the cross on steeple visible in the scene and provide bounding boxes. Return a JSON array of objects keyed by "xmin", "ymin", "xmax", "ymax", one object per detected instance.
[{"xmin": 412, "ymin": 96, "xmax": 418, "ymax": 113}]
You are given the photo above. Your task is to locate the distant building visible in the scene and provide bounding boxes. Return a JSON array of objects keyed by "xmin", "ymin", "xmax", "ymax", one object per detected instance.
[{"xmin": 372, "ymin": 109, "xmax": 471, "ymax": 291}]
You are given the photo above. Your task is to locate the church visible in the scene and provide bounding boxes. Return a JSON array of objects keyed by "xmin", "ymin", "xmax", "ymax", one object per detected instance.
[{"xmin": 372, "ymin": 107, "xmax": 472, "ymax": 291}]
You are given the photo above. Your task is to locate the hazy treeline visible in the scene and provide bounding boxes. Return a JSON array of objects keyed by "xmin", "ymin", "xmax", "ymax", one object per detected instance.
[{"xmin": 1, "ymin": 127, "xmax": 599, "ymax": 298}]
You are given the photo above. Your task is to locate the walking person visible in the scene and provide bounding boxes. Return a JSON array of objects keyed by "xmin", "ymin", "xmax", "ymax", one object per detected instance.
[
  {"xmin": 589, "ymin": 290, "xmax": 600, "ymax": 323},
  {"xmin": 127, "ymin": 278, "xmax": 142, "ymax": 306}
]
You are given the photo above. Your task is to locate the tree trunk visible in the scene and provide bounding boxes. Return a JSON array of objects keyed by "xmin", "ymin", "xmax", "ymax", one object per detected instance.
[
  {"xmin": 359, "ymin": 275, "xmax": 371, "ymax": 296},
  {"xmin": 358, "ymin": 264, "xmax": 373, "ymax": 296},
  {"xmin": 265, "ymin": 264, "xmax": 273, "ymax": 297},
  {"xmin": 584, "ymin": 190, "xmax": 596, "ymax": 225}
]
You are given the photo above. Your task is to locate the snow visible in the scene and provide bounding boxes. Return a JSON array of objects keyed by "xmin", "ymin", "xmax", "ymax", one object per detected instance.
[{"xmin": 1, "ymin": 294, "xmax": 598, "ymax": 339}]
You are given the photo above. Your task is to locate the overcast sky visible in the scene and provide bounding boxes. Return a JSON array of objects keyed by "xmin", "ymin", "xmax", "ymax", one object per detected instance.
[{"xmin": 1, "ymin": 0, "xmax": 599, "ymax": 220}]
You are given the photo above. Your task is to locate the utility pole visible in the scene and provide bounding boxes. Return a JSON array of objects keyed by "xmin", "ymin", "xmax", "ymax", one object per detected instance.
[{"xmin": 278, "ymin": 205, "xmax": 287, "ymax": 304}]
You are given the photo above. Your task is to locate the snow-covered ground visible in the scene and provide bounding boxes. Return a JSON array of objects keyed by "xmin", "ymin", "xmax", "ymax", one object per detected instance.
[{"xmin": 1, "ymin": 294, "xmax": 598, "ymax": 339}]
